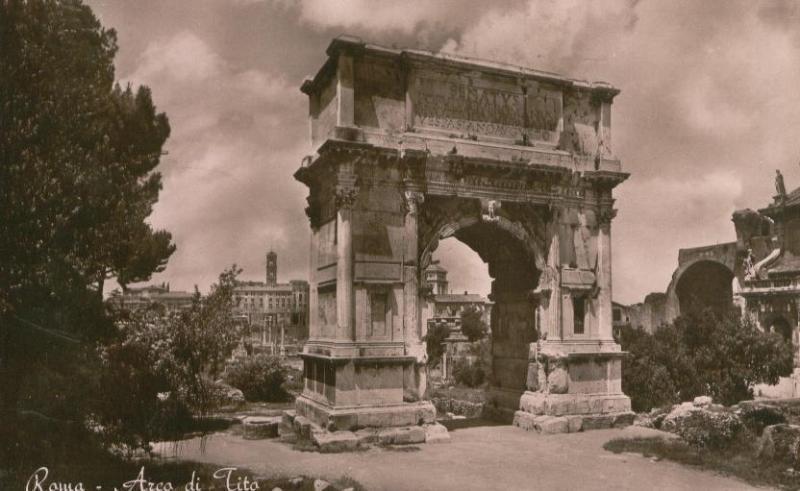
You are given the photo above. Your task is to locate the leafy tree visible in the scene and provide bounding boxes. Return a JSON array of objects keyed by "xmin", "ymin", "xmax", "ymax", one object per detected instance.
[
  {"xmin": 424, "ymin": 323, "xmax": 451, "ymax": 367},
  {"xmin": 617, "ymin": 307, "xmax": 794, "ymax": 412},
  {"xmin": 224, "ymin": 354, "xmax": 290, "ymax": 403},
  {"xmin": 0, "ymin": 0, "xmax": 173, "ymax": 467},
  {"xmin": 98, "ymin": 266, "xmax": 243, "ymax": 449},
  {"xmin": 460, "ymin": 305, "xmax": 488, "ymax": 342}
]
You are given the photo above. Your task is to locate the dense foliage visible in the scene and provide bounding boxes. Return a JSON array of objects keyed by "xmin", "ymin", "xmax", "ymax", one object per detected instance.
[
  {"xmin": 617, "ymin": 308, "xmax": 794, "ymax": 412},
  {"xmin": 460, "ymin": 306, "xmax": 488, "ymax": 342},
  {"xmin": 0, "ymin": 0, "xmax": 177, "ymax": 477},
  {"xmin": 424, "ymin": 324, "xmax": 451, "ymax": 366},
  {"xmin": 224, "ymin": 354, "xmax": 292, "ymax": 402},
  {"xmin": 452, "ymin": 358, "xmax": 486, "ymax": 387},
  {"xmin": 1, "ymin": 0, "xmax": 173, "ymax": 413},
  {"xmin": 99, "ymin": 266, "xmax": 242, "ymax": 449}
]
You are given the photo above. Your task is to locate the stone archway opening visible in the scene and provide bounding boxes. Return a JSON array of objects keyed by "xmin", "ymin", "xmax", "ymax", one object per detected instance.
[
  {"xmin": 766, "ymin": 315, "xmax": 793, "ymax": 343},
  {"xmin": 422, "ymin": 210, "xmax": 542, "ymax": 421},
  {"xmin": 675, "ymin": 260, "xmax": 735, "ymax": 317}
]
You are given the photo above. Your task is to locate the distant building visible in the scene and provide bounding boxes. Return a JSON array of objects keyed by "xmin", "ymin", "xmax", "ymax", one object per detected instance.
[
  {"xmin": 623, "ymin": 293, "xmax": 668, "ymax": 334},
  {"xmin": 422, "ymin": 262, "xmax": 491, "ymax": 379},
  {"xmin": 233, "ymin": 250, "xmax": 310, "ymax": 343},
  {"xmin": 117, "ymin": 282, "xmax": 194, "ymax": 314},
  {"xmin": 423, "ymin": 261, "xmax": 492, "ymax": 332},
  {"xmin": 424, "ymin": 261, "xmax": 449, "ymax": 295},
  {"xmin": 612, "ymin": 301, "xmax": 631, "ymax": 334}
]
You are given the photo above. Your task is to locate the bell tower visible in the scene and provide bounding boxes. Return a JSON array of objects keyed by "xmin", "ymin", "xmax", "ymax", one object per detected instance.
[{"xmin": 266, "ymin": 250, "xmax": 277, "ymax": 285}]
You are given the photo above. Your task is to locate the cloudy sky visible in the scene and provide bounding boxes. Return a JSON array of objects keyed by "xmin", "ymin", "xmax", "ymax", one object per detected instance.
[{"xmin": 87, "ymin": 0, "xmax": 800, "ymax": 304}]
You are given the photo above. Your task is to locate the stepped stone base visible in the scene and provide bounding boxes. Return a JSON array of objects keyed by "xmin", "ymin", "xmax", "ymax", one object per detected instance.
[
  {"xmin": 295, "ymin": 395, "xmax": 436, "ymax": 431},
  {"xmin": 282, "ymin": 409, "xmax": 449, "ymax": 452},
  {"xmin": 513, "ymin": 391, "xmax": 634, "ymax": 434},
  {"xmin": 513, "ymin": 411, "xmax": 635, "ymax": 434}
]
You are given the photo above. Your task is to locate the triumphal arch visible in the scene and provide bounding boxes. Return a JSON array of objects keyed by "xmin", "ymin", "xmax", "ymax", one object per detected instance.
[{"xmin": 294, "ymin": 36, "xmax": 633, "ymax": 437}]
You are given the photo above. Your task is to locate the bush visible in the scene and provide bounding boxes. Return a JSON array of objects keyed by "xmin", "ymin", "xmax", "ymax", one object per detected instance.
[
  {"xmin": 616, "ymin": 307, "xmax": 794, "ymax": 412},
  {"xmin": 452, "ymin": 358, "xmax": 486, "ymax": 387},
  {"xmin": 740, "ymin": 405, "xmax": 787, "ymax": 436},
  {"xmin": 460, "ymin": 306, "xmax": 488, "ymax": 342},
  {"xmin": 224, "ymin": 355, "xmax": 290, "ymax": 402},
  {"xmin": 424, "ymin": 324, "xmax": 451, "ymax": 366},
  {"xmin": 673, "ymin": 410, "xmax": 743, "ymax": 449}
]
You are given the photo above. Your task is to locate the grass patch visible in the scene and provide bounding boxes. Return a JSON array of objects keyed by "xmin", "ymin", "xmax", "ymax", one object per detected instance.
[
  {"xmin": 604, "ymin": 436, "xmax": 800, "ymax": 490},
  {"xmin": 428, "ymin": 385, "xmax": 487, "ymax": 403}
]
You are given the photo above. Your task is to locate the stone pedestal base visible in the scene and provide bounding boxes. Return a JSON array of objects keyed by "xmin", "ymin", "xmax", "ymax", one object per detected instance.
[
  {"xmin": 513, "ymin": 391, "xmax": 634, "ymax": 434},
  {"xmin": 287, "ymin": 401, "xmax": 448, "ymax": 452},
  {"xmin": 484, "ymin": 386, "xmax": 526, "ymax": 423},
  {"xmin": 295, "ymin": 394, "xmax": 436, "ymax": 431}
]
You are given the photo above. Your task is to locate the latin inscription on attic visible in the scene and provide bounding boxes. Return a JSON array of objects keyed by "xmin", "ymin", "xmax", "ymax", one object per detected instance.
[{"xmin": 412, "ymin": 72, "xmax": 562, "ymax": 144}]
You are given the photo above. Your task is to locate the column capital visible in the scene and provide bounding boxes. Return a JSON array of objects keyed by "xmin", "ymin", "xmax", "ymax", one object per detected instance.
[
  {"xmin": 335, "ymin": 184, "xmax": 359, "ymax": 210},
  {"xmin": 597, "ymin": 207, "xmax": 617, "ymax": 227}
]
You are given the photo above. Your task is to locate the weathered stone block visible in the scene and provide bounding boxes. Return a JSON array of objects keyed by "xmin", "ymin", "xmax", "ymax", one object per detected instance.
[
  {"xmin": 424, "ymin": 423, "xmax": 451, "ymax": 444},
  {"xmin": 526, "ymin": 362, "xmax": 540, "ymax": 391},
  {"xmin": 547, "ymin": 367, "xmax": 569, "ymax": 394},
  {"xmin": 354, "ymin": 428, "xmax": 378, "ymax": 445},
  {"xmin": 312, "ymin": 431, "xmax": 360, "ymax": 453},
  {"xmin": 519, "ymin": 392, "xmax": 547, "ymax": 415},
  {"xmin": 567, "ymin": 415, "xmax": 584, "ymax": 433},
  {"xmin": 547, "ymin": 396, "xmax": 576, "ymax": 416},
  {"xmin": 292, "ymin": 415, "xmax": 310, "ymax": 438},
  {"xmin": 581, "ymin": 414, "xmax": 616, "ymax": 430},
  {"xmin": 242, "ymin": 416, "xmax": 281, "ymax": 440},
  {"xmin": 534, "ymin": 415, "xmax": 570, "ymax": 434},
  {"xmin": 313, "ymin": 479, "xmax": 331, "ymax": 491},
  {"xmin": 693, "ymin": 395, "xmax": 712, "ymax": 407},
  {"xmin": 613, "ymin": 412, "xmax": 636, "ymax": 428},
  {"xmin": 758, "ymin": 424, "xmax": 800, "ymax": 465},
  {"xmin": 513, "ymin": 411, "xmax": 539, "ymax": 431},
  {"xmin": 377, "ymin": 426, "xmax": 426, "ymax": 445}
]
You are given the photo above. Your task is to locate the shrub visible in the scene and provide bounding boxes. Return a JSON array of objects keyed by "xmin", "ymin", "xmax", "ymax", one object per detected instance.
[
  {"xmin": 460, "ymin": 306, "xmax": 488, "ymax": 342},
  {"xmin": 740, "ymin": 405, "xmax": 787, "ymax": 436},
  {"xmin": 224, "ymin": 355, "xmax": 290, "ymax": 402},
  {"xmin": 674, "ymin": 410, "xmax": 743, "ymax": 449},
  {"xmin": 424, "ymin": 324, "xmax": 451, "ymax": 366},
  {"xmin": 616, "ymin": 307, "xmax": 794, "ymax": 412},
  {"xmin": 452, "ymin": 358, "xmax": 486, "ymax": 387}
]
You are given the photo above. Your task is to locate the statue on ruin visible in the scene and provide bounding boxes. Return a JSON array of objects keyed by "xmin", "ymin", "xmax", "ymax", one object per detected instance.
[
  {"xmin": 743, "ymin": 248, "xmax": 756, "ymax": 281},
  {"xmin": 481, "ymin": 199, "xmax": 500, "ymax": 222},
  {"xmin": 776, "ymin": 169, "xmax": 787, "ymax": 198}
]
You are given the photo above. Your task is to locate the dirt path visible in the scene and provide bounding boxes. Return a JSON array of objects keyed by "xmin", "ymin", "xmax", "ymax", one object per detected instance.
[{"xmin": 154, "ymin": 425, "xmax": 768, "ymax": 490}]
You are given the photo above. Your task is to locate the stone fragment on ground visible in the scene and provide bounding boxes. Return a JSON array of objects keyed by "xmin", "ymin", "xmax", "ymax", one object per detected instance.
[
  {"xmin": 312, "ymin": 430, "xmax": 359, "ymax": 453},
  {"xmin": 693, "ymin": 395, "xmax": 712, "ymax": 407},
  {"xmin": 377, "ymin": 426, "xmax": 426, "ymax": 445},
  {"xmin": 313, "ymin": 479, "xmax": 330, "ymax": 491},
  {"xmin": 424, "ymin": 423, "xmax": 451, "ymax": 443},
  {"xmin": 757, "ymin": 423, "xmax": 800, "ymax": 466},
  {"xmin": 242, "ymin": 416, "xmax": 281, "ymax": 439}
]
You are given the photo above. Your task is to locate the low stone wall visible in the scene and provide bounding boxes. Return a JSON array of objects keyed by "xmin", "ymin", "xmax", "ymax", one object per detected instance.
[{"xmin": 431, "ymin": 397, "xmax": 485, "ymax": 419}]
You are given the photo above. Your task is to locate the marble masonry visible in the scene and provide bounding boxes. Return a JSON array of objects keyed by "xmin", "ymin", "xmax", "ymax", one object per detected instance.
[{"xmin": 293, "ymin": 36, "xmax": 632, "ymax": 439}]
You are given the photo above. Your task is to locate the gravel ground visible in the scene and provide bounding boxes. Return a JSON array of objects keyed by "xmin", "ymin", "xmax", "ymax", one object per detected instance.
[{"xmin": 153, "ymin": 424, "xmax": 769, "ymax": 491}]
